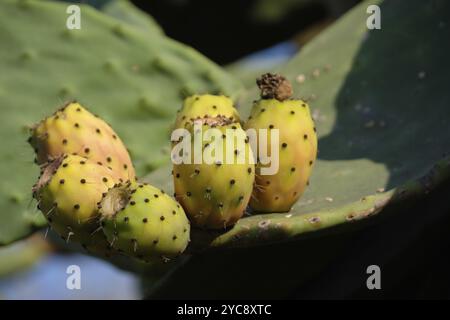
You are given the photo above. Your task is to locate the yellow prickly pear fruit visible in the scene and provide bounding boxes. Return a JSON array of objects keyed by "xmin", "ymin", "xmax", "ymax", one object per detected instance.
[
  {"xmin": 100, "ymin": 182, "xmax": 190, "ymax": 262},
  {"xmin": 33, "ymin": 154, "xmax": 122, "ymax": 257},
  {"xmin": 173, "ymin": 115, "xmax": 255, "ymax": 229},
  {"xmin": 29, "ymin": 101, "xmax": 135, "ymax": 182},
  {"xmin": 174, "ymin": 94, "xmax": 241, "ymax": 129},
  {"xmin": 244, "ymin": 73, "xmax": 318, "ymax": 212}
]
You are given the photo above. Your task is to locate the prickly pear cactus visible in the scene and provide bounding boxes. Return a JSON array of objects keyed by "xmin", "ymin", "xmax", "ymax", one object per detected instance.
[
  {"xmin": 173, "ymin": 116, "xmax": 255, "ymax": 229},
  {"xmin": 0, "ymin": 0, "xmax": 242, "ymax": 245},
  {"xmin": 1, "ymin": 0, "xmax": 449, "ymax": 299},
  {"xmin": 245, "ymin": 73, "xmax": 317, "ymax": 212},
  {"xmin": 174, "ymin": 94, "xmax": 241, "ymax": 129},
  {"xmin": 141, "ymin": 0, "xmax": 450, "ymax": 298},
  {"xmin": 33, "ymin": 154, "xmax": 121, "ymax": 256},
  {"xmin": 100, "ymin": 182, "xmax": 190, "ymax": 262},
  {"xmin": 29, "ymin": 101, "xmax": 135, "ymax": 181}
]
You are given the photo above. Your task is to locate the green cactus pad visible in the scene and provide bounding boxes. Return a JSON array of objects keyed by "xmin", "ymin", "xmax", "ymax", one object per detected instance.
[
  {"xmin": 0, "ymin": 0, "xmax": 241, "ymax": 245},
  {"xmin": 100, "ymin": 0, "xmax": 163, "ymax": 37}
]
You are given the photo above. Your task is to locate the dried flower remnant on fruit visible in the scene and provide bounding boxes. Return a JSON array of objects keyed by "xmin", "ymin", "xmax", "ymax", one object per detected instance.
[{"xmin": 257, "ymin": 73, "xmax": 293, "ymax": 101}]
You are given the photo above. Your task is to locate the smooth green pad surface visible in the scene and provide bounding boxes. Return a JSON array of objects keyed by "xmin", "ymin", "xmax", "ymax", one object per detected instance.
[
  {"xmin": 100, "ymin": 0, "xmax": 163, "ymax": 36},
  {"xmin": 0, "ymin": 0, "xmax": 241, "ymax": 245}
]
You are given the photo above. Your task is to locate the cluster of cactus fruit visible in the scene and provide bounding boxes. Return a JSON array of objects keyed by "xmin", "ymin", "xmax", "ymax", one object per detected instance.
[{"xmin": 29, "ymin": 73, "xmax": 317, "ymax": 262}]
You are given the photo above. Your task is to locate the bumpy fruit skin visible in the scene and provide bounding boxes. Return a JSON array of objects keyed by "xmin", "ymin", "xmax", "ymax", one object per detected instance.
[
  {"xmin": 173, "ymin": 117, "xmax": 255, "ymax": 229},
  {"xmin": 100, "ymin": 182, "xmax": 190, "ymax": 261},
  {"xmin": 33, "ymin": 154, "xmax": 122, "ymax": 257},
  {"xmin": 29, "ymin": 101, "xmax": 135, "ymax": 181},
  {"xmin": 174, "ymin": 94, "xmax": 241, "ymax": 129},
  {"xmin": 245, "ymin": 98, "xmax": 317, "ymax": 212}
]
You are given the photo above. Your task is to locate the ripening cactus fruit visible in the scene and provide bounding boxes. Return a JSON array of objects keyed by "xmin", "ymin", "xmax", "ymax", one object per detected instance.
[
  {"xmin": 32, "ymin": 154, "xmax": 122, "ymax": 256},
  {"xmin": 28, "ymin": 101, "xmax": 135, "ymax": 181},
  {"xmin": 99, "ymin": 182, "xmax": 190, "ymax": 262},
  {"xmin": 244, "ymin": 73, "xmax": 318, "ymax": 212},
  {"xmin": 173, "ymin": 115, "xmax": 255, "ymax": 229},
  {"xmin": 174, "ymin": 94, "xmax": 241, "ymax": 129}
]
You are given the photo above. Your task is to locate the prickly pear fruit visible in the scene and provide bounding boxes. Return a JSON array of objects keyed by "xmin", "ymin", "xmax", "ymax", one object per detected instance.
[
  {"xmin": 174, "ymin": 94, "xmax": 241, "ymax": 129},
  {"xmin": 29, "ymin": 101, "xmax": 135, "ymax": 181},
  {"xmin": 172, "ymin": 115, "xmax": 255, "ymax": 229},
  {"xmin": 99, "ymin": 182, "xmax": 190, "ymax": 262},
  {"xmin": 33, "ymin": 154, "xmax": 122, "ymax": 257},
  {"xmin": 244, "ymin": 73, "xmax": 318, "ymax": 212}
]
